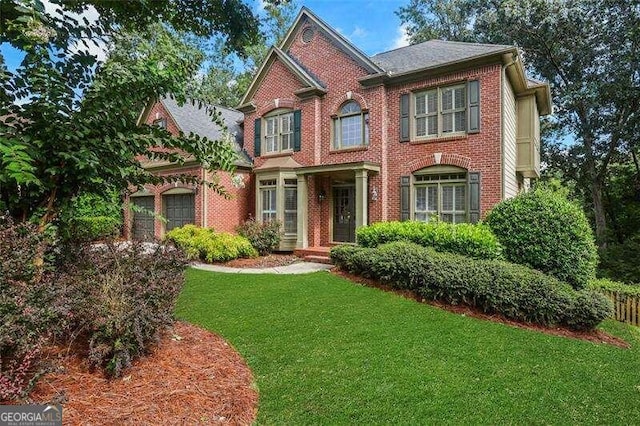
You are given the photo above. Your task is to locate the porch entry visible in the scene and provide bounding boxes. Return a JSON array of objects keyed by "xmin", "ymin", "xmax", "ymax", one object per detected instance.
[{"xmin": 332, "ymin": 184, "xmax": 356, "ymax": 243}]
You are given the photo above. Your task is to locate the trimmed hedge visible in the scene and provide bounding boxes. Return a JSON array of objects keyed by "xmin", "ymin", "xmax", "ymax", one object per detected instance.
[
  {"xmin": 66, "ymin": 216, "xmax": 121, "ymax": 241},
  {"xmin": 165, "ymin": 225, "xmax": 257, "ymax": 262},
  {"xmin": 485, "ymin": 189, "xmax": 598, "ymax": 289},
  {"xmin": 355, "ymin": 221, "xmax": 503, "ymax": 260},
  {"xmin": 589, "ymin": 278, "xmax": 640, "ymax": 297},
  {"xmin": 331, "ymin": 242, "xmax": 612, "ymax": 331}
]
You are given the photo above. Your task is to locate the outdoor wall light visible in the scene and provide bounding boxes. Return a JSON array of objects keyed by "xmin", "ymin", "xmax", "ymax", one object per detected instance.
[
  {"xmin": 371, "ymin": 187, "xmax": 379, "ymax": 201},
  {"xmin": 318, "ymin": 189, "xmax": 326, "ymax": 203}
]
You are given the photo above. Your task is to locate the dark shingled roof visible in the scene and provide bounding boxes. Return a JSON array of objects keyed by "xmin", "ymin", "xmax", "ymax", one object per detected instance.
[
  {"xmin": 371, "ymin": 39, "xmax": 514, "ymax": 75},
  {"xmin": 160, "ymin": 96, "xmax": 251, "ymax": 167}
]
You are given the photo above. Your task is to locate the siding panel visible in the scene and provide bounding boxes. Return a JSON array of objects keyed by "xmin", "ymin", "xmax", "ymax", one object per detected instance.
[{"xmin": 503, "ymin": 74, "xmax": 518, "ymax": 199}]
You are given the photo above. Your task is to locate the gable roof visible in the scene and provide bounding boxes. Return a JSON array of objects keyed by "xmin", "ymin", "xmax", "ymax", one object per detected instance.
[
  {"xmin": 157, "ymin": 97, "xmax": 251, "ymax": 167},
  {"xmin": 371, "ymin": 40, "xmax": 515, "ymax": 75},
  {"xmin": 280, "ymin": 7, "xmax": 384, "ymax": 74},
  {"xmin": 238, "ymin": 47, "xmax": 326, "ymax": 109}
]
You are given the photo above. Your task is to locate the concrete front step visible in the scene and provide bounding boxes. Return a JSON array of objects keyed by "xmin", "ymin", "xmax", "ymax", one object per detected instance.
[
  {"xmin": 294, "ymin": 246, "xmax": 332, "ymax": 258},
  {"xmin": 303, "ymin": 255, "xmax": 333, "ymax": 265}
]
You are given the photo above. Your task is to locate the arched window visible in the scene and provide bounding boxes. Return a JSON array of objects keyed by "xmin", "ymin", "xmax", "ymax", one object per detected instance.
[
  {"xmin": 332, "ymin": 101, "xmax": 369, "ymax": 150},
  {"xmin": 413, "ymin": 166, "xmax": 468, "ymax": 223}
]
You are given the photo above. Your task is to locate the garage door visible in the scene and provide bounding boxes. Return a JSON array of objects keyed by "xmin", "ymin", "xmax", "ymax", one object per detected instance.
[
  {"xmin": 131, "ymin": 196, "xmax": 155, "ymax": 240},
  {"xmin": 164, "ymin": 193, "xmax": 195, "ymax": 232}
]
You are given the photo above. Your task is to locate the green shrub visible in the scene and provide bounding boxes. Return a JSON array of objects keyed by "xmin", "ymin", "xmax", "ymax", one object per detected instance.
[
  {"xmin": 331, "ymin": 242, "xmax": 612, "ymax": 330},
  {"xmin": 66, "ymin": 216, "xmax": 121, "ymax": 241},
  {"xmin": 356, "ymin": 221, "xmax": 502, "ymax": 260},
  {"xmin": 165, "ymin": 224, "xmax": 257, "ymax": 262},
  {"xmin": 237, "ymin": 218, "xmax": 282, "ymax": 255},
  {"xmin": 58, "ymin": 190, "xmax": 123, "ymax": 242},
  {"xmin": 64, "ymin": 241, "xmax": 188, "ymax": 377},
  {"xmin": 589, "ymin": 278, "xmax": 640, "ymax": 297},
  {"xmin": 598, "ymin": 234, "xmax": 640, "ymax": 285},
  {"xmin": 485, "ymin": 189, "xmax": 598, "ymax": 289}
]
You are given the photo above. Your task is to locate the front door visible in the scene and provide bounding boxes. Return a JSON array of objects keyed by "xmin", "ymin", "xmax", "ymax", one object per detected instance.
[{"xmin": 333, "ymin": 186, "xmax": 356, "ymax": 243}]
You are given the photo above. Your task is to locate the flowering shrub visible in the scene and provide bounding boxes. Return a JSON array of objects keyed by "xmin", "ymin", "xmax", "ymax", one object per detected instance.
[{"xmin": 237, "ymin": 218, "xmax": 282, "ymax": 255}]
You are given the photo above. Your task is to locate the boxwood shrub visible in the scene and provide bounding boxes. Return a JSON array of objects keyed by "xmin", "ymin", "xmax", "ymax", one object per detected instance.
[
  {"xmin": 331, "ymin": 242, "xmax": 612, "ymax": 331},
  {"xmin": 355, "ymin": 221, "xmax": 502, "ymax": 260},
  {"xmin": 165, "ymin": 224, "xmax": 257, "ymax": 262},
  {"xmin": 485, "ymin": 189, "xmax": 598, "ymax": 289}
]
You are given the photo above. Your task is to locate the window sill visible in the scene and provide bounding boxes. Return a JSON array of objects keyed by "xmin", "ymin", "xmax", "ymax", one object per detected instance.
[
  {"xmin": 329, "ymin": 145, "xmax": 369, "ymax": 154},
  {"xmin": 260, "ymin": 151, "xmax": 294, "ymax": 158},
  {"xmin": 410, "ymin": 134, "xmax": 468, "ymax": 145}
]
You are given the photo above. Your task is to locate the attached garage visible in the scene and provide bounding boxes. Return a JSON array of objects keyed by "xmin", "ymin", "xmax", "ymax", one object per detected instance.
[
  {"xmin": 131, "ymin": 196, "xmax": 155, "ymax": 240},
  {"xmin": 163, "ymin": 192, "xmax": 195, "ymax": 232}
]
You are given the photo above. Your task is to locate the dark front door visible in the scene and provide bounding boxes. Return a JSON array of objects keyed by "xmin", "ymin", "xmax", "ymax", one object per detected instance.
[
  {"xmin": 164, "ymin": 193, "xmax": 195, "ymax": 232},
  {"xmin": 131, "ymin": 196, "xmax": 155, "ymax": 241},
  {"xmin": 333, "ymin": 186, "xmax": 356, "ymax": 243}
]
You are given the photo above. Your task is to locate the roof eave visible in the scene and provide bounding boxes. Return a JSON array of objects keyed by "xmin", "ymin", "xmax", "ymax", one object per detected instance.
[{"xmin": 360, "ymin": 49, "xmax": 515, "ymax": 87}]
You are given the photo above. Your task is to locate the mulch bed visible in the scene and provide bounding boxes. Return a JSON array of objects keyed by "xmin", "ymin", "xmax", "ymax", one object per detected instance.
[
  {"xmin": 30, "ymin": 322, "xmax": 258, "ymax": 425},
  {"xmin": 332, "ymin": 268, "xmax": 630, "ymax": 348},
  {"xmin": 218, "ymin": 254, "xmax": 300, "ymax": 269}
]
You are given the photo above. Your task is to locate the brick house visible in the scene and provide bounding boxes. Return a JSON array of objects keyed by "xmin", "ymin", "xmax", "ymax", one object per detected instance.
[
  {"xmin": 124, "ymin": 97, "xmax": 253, "ymax": 240},
  {"xmin": 238, "ymin": 7, "xmax": 550, "ymax": 251},
  {"xmin": 126, "ymin": 7, "xmax": 550, "ymax": 252}
]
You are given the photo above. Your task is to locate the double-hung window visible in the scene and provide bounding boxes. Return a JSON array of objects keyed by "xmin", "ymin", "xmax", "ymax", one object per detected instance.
[
  {"xmin": 413, "ymin": 84, "xmax": 466, "ymax": 139},
  {"xmin": 260, "ymin": 179, "xmax": 277, "ymax": 222},
  {"xmin": 413, "ymin": 172, "xmax": 467, "ymax": 223},
  {"xmin": 283, "ymin": 179, "xmax": 297, "ymax": 235},
  {"xmin": 333, "ymin": 101, "xmax": 369, "ymax": 149},
  {"xmin": 264, "ymin": 111, "xmax": 294, "ymax": 154}
]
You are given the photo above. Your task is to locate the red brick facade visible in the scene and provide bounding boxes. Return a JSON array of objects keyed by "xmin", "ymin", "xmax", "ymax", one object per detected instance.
[
  {"xmin": 123, "ymin": 102, "xmax": 252, "ymax": 240},
  {"xmin": 126, "ymin": 9, "xmax": 547, "ymax": 249},
  {"xmin": 241, "ymin": 17, "xmax": 509, "ymax": 247}
]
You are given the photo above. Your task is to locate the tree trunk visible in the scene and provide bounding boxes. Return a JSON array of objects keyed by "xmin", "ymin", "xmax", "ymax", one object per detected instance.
[{"xmin": 591, "ymin": 179, "xmax": 608, "ymax": 247}]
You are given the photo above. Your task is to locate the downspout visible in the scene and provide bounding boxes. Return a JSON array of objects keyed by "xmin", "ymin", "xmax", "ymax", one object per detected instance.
[
  {"xmin": 202, "ymin": 168, "xmax": 208, "ymax": 228},
  {"xmin": 501, "ymin": 54, "xmax": 518, "ymax": 200}
]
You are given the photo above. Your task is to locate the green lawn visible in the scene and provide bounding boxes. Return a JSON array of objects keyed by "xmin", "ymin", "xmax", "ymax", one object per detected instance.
[{"xmin": 177, "ymin": 269, "xmax": 640, "ymax": 425}]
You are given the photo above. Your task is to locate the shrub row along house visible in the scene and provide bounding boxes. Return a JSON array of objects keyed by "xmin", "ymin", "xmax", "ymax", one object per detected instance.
[{"xmin": 125, "ymin": 7, "xmax": 550, "ymax": 251}]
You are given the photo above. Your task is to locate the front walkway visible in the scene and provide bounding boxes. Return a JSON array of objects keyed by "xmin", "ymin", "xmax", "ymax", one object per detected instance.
[{"xmin": 192, "ymin": 261, "xmax": 333, "ymax": 274}]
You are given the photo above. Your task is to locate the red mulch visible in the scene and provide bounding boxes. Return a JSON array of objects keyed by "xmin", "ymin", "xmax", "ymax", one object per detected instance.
[
  {"xmin": 332, "ymin": 268, "xmax": 630, "ymax": 348},
  {"xmin": 29, "ymin": 322, "xmax": 258, "ymax": 425},
  {"xmin": 218, "ymin": 254, "xmax": 299, "ymax": 269}
]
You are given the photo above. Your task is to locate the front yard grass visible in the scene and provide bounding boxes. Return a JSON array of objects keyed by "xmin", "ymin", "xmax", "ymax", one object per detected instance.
[{"xmin": 177, "ymin": 269, "xmax": 640, "ymax": 424}]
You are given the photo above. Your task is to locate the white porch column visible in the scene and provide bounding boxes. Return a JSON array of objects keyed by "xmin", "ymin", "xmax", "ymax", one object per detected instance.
[
  {"xmin": 296, "ymin": 174, "xmax": 309, "ymax": 249},
  {"xmin": 354, "ymin": 169, "xmax": 368, "ymax": 232}
]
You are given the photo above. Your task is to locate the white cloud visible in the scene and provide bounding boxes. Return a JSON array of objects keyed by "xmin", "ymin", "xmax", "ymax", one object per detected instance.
[
  {"xmin": 350, "ymin": 26, "xmax": 369, "ymax": 40},
  {"xmin": 390, "ymin": 24, "xmax": 410, "ymax": 50}
]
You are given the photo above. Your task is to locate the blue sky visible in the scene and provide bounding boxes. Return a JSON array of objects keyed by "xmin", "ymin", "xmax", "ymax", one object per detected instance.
[
  {"xmin": 288, "ymin": 0, "xmax": 411, "ymax": 55},
  {"xmin": 1, "ymin": 0, "xmax": 411, "ymax": 72}
]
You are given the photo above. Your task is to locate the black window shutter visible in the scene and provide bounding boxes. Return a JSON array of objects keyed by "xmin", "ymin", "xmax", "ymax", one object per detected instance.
[
  {"xmin": 293, "ymin": 110, "xmax": 301, "ymax": 151},
  {"xmin": 400, "ymin": 94, "xmax": 410, "ymax": 142},
  {"xmin": 254, "ymin": 118, "xmax": 261, "ymax": 157},
  {"xmin": 468, "ymin": 172, "xmax": 481, "ymax": 223},
  {"xmin": 468, "ymin": 80, "xmax": 480, "ymax": 133},
  {"xmin": 400, "ymin": 176, "xmax": 410, "ymax": 220}
]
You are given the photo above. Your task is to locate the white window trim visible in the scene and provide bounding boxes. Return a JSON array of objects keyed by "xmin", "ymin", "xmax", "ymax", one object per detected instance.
[
  {"xmin": 255, "ymin": 172, "xmax": 298, "ymax": 240},
  {"xmin": 412, "ymin": 84, "xmax": 467, "ymax": 141},
  {"xmin": 263, "ymin": 109, "xmax": 294, "ymax": 154},
  {"xmin": 411, "ymin": 171, "xmax": 469, "ymax": 223},
  {"xmin": 332, "ymin": 102, "xmax": 369, "ymax": 150}
]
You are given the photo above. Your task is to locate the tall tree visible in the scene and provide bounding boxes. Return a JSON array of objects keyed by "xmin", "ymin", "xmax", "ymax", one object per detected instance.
[
  {"xmin": 0, "ymin": 0, "xmax": 261, "ymax": 228},
  {"xmin": 397, "ymin": 0, "xmax": 640, "ymax": 245},
  {"xmin": 190, "ymin": 0, "xmax": 298, "ymax": 107}
]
